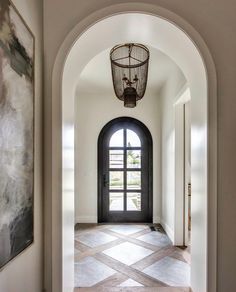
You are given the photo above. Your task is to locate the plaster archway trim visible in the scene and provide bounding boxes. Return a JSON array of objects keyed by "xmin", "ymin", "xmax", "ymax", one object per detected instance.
[{"xmin": 51, "ymin": 3, "xmax": 217, "ymax": 292}]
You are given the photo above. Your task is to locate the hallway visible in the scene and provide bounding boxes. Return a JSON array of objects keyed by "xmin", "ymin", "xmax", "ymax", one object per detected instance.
[{"xmin": 74, "ymin": 224, "xmax": 190, "ymax": 291}]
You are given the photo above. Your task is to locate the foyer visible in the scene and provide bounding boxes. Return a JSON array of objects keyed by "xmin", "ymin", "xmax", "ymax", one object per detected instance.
[
  {"xmin": 3, "ymin": 1, "xmax": 236, "ymax": 292},
  {"xmin": 66, "ymin": 9, "xmax": 199, "ymax": 291}
]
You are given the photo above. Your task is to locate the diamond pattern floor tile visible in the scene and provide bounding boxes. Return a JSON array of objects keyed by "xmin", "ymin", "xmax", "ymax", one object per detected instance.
[
  {"xmin": 75, "ymin": 256, "xmax": 116, "ymax": 287},
  {"xmin": 142, "ymin": 256, "xmax": 190, "ymax": 286},
  {"xmin": 118, "ymin": 278, "xmax": 144, "ymax": 287},
  {"xmin": 102, "ymin": 242, "xmax": 153, "ymax": 265},
  {"xmin": 76, "ymin": 231, "xmax": 117, "ymax": 248},
  {"xmin": 138, "ymin": 231, "xmax": 171, "ymax": 247},
  {"xmin": 108, "ymin": 225, "xmax": 143, "ymax": 235}
]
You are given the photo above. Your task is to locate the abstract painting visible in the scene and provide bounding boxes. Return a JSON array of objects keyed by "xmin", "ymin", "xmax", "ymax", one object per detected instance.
[{"xmin": 0, "ymin": 0, "xmax": 34, "ymax": 268}]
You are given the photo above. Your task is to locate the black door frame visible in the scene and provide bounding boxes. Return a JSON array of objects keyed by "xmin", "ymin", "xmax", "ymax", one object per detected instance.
[{"xmin": 98, "ymin": 117, "xmax": 153, "ymax": 223}]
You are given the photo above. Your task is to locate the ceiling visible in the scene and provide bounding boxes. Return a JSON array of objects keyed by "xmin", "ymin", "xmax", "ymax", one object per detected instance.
[
  {"xmin": 76, "ymin": 46, "xmax": 183, "ymax": 96},
  {"xmin": 62, "ymin": 12, "xmax": 205, "ymax": 123}
]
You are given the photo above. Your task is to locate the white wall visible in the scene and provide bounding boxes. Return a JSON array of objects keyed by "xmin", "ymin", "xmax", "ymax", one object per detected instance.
[
  {"xmin": 75, "ymin": 88, "xmax": 162, "ymax": 224},
  {"xmin": 0, "ymin": 0, "xmax": 43, "ymax": 292},
  {"xmin": 160, "ymin": 66, "xmax": 186, "ymax": 242}
]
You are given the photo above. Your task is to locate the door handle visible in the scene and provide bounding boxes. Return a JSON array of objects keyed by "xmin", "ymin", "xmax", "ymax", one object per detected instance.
[{"xmin": 103, "ymin": 174, "xmax": 109, "ymax": 187}]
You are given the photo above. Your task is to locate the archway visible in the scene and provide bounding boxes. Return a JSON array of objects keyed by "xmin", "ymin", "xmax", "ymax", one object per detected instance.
[{"xmin": 50, "ymin": 4, "xmax": 217, "ymax": 292}]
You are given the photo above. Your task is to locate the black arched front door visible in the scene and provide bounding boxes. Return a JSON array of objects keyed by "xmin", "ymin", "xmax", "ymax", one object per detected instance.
[{"xmin": 98, "ymin": 117, "xmax": 153, "ymax": 223}]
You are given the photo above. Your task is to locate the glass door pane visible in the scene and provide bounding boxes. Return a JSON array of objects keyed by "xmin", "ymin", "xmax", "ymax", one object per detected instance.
[
  {"xmin": 109, "ymin": 171, "xmax": 124, "ymax": 190},
  {"xmin": 110, "ymin": 129, "xmax": 124, "ymax": 147},
  {"xmin": 127, "ymin": 150, "xmax": 141, "ymax": 168},
  {"xmin": 126, "ymin": 129, "xmax": 141, "ymax": 147},
  {"xmin": 127, "ymin": 171, "xmax": 141, "ymax": 190},
  {"xmin": 127, "ymin": 192, "xmax": 141, "ymax": 211},
  {"xmin": 109, "ymin": 192, "xmax": 124, "ymax": 211},
  {"xmin": 109, "ymin": 150, "xmax": 124, "ymax": 168}
]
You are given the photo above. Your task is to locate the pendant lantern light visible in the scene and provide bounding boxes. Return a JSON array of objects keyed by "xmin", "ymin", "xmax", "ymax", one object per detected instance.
[{"xmin": 110, "ymin": 43, "xmax": 149, "ymax": 108}]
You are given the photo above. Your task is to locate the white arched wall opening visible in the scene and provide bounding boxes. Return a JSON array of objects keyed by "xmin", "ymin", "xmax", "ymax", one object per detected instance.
[{"xmin": 51, "ymin": 4, "xmax": 217, "ymax": 292}]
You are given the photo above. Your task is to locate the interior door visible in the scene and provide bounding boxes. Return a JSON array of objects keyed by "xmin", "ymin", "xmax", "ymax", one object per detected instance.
[{"xmin": 98, "ymin": 117, "xmax": 152, "ymax": 223}]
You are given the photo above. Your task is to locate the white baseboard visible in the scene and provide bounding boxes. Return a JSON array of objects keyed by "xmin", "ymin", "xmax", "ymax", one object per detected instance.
[
  {"xmin": 153, "ymin": 216, "xmax": 161, "ymax": 223},
  {"xmin": 75, "ymin": 216, "xmax": 97, "ymax": 223},
  {"xmin": 161, "ymin": 219, "xmax": 174, "ymax": 244}
]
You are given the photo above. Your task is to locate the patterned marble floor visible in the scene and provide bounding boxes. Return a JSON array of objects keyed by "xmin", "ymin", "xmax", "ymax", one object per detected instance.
[{"xmin": 74, "ymin": 224, "xmax": 191, "ymax": 292}]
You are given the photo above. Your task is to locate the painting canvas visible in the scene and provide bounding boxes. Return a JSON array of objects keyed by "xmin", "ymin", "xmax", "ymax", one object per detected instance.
[{"xmin": 0, "ymin": 0, "xmax": 34, "ymax": 268}]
